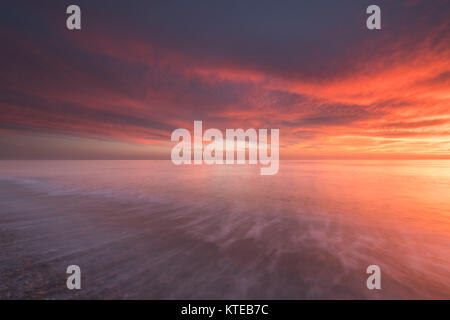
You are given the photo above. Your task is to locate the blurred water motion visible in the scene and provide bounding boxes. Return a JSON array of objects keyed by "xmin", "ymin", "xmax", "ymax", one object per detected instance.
[{"xmin": 0, "ymin": 160, "xmax": 449, "ymax": 299}]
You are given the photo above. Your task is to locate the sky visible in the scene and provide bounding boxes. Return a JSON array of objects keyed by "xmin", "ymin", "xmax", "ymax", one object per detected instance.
[{"xmin": 0, "ymin": 0, "xmax": 449, "ymax": 159}]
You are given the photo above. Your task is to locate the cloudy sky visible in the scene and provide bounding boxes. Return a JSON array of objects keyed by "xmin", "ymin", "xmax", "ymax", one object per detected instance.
[{"xmin": 0, "ymin": 0, "xmax": 449, "ymax": 159}]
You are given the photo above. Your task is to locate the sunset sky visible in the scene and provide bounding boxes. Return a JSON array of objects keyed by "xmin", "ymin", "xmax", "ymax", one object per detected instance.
[{"xmin": 0, "ymin": 0, "xmax": 449, "ymax": 159}]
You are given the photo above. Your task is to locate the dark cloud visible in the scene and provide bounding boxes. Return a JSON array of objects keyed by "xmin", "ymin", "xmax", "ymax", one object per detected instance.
[{"xmin": 0, "ymin": 0, "xmax": 448, "ymax": 158}]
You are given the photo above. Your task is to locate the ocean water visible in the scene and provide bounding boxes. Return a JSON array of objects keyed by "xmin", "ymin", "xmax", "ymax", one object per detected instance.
[{"xmin": 0, "ymin": 160, "xmax": 449, "ymax": 299}]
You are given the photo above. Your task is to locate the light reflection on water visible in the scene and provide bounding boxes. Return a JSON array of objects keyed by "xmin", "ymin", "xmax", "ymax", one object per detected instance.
[{"xmin": 0, "ymin": 160, "xmax": 449, "ymax": 299}]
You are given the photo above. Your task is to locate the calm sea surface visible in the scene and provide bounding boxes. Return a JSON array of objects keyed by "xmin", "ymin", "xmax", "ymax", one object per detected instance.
[{"xmin": 0, "ymin": 160, "xmax": 449, "ymax": 299}]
